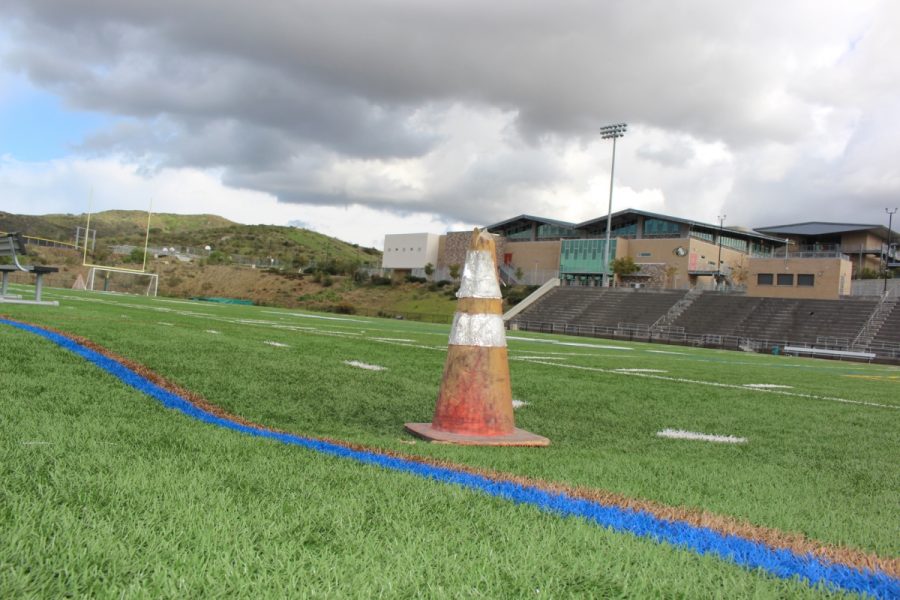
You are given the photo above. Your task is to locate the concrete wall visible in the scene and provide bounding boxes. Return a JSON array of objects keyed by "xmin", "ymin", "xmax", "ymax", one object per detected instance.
[
  {"xmin": 745, "ymin": 257, "xmax": 851, "ymax": 299},
  {"xmin": 499, "ymin": 240, "xmax": 561, "ymax": 274},
  {"xmin": 437, "ymin": 230, "xmax": 504, "ymax": 274},
  {"xmin": 382, "ymin": 233, "xmax": 440, "ymax": 269}
]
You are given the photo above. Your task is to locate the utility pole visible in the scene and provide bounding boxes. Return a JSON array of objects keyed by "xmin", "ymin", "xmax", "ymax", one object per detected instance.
[
  {"xmin": 599, "ymin": 123, "xmax": 627, "ymax": 287},
  {"xmin": 886, "ymin": 208, "xmax": 897, "ymax": 294},
  {"xmin": 716, "ymin": 214, "xmax": 726, "ymax": 289}
]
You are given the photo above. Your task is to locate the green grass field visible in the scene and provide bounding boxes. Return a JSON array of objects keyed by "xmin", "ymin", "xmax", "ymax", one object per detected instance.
[{"xmin": 2, "ymin": 284, "xmax": 898, "ymax": 598}]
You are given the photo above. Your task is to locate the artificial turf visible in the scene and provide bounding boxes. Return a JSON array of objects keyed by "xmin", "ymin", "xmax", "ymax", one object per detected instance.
[{"xmin": 1, "ymin": 285, "xmax": 898, "ymax": 597}]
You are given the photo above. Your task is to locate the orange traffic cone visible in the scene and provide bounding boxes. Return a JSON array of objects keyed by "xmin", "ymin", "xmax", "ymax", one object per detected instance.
[{"xmin": 405, "ymin": 229, "xmax": 549, "ymax": 446}]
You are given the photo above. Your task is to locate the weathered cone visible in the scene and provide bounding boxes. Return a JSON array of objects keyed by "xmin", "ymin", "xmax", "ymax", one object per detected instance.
[{"xmin": 405, "ymin": 229, "xmax": 549, "ymax": 446}]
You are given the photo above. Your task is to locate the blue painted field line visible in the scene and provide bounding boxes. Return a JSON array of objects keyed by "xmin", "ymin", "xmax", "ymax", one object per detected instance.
[{"xmin": 3, "ymin": 317, "xmax": 898, "ymax": 599}]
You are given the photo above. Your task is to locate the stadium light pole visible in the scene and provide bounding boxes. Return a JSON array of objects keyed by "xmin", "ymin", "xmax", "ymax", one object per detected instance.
[
  {"xmin": 716, "ymin": 214, "xmax": 726, "ymax": 288},
  {"xmin": 886, "ymin": 207, "xmax": 897, "ymax": 294},
  {"xmin": 600, "ymin": 123, "xmax": 627, "ymax": 287}
]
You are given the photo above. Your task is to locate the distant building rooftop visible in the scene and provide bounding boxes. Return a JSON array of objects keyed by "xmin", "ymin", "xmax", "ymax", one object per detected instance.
[{"xmin": 754, "ymin": 221, "xmax": 896, "ymax": 239}]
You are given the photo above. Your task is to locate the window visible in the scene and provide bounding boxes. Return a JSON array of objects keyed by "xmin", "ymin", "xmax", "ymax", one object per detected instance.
[
  {"xmin": 777, "ymin": 273, "xmax": 794, "ymax": 286},
  {"xmin": 797, "ymin": 274, "xmax": 815, "ymax": 286},
  {"xmin": 638, "ymin": 252, "xmax": 652, "ymax": 257},
  {"xmin": 643, "ymin": 218, "xmax": 681, "ymax": 237},
  {"xmin": 757, "ymin": 273, "xmax": 773, "ymax": 285}
]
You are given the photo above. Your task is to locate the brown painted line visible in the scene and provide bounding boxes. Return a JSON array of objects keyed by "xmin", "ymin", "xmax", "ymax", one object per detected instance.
[{"xmin": 7, "ymin": 315, "xmax": 898, "ymax": 579}]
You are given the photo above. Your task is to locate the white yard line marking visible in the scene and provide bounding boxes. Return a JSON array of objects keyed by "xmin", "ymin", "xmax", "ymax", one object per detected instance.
[
  {"xmin": 158, "ymin": 322, "xmax": 175, "ymax": 327},
  {"xmin": 511, "ymin": 399, "xmax": 528, "ymax": 409},
  {"xmin": 343, "ymin": 360, "xmax": 387, "ymax": 371},
  {"xmin": 656, "ymin": 429, "xmax": 747, "ymax": 444},
  {"xmin": 516, "ymin": 356, "xmax": 568, "ymax": 361},
  {"xmin": 615, "ymin": 368, "xmax": 668, "ymax": 373},
  {"xmin": 521, "ymin": 359, "xmax": 900, "ymax": 410},
  {"xmin": 646, "ymin": 350, "xmax": 687, "ymax": 355},
  {"xmin": 263, "ymin": 341, "xmax": 289, "ymax": 347},
  {"xmin": 262, "ymin": 310, "xmax": 367, "ymax": 322},
  {"xmin": 21, "ymin": 441, "xmax": 52, "ymax": 445},
  {"xmin": 373, "ymin": 337, "xmax": 415, "ymax": 343},
  {"xmin": 205, "ymin": 330, "xmax": 221, "ymax": 335},
  {"xmin": 743, "ymin": 384, "xmax": 793, "ymax": 389}
]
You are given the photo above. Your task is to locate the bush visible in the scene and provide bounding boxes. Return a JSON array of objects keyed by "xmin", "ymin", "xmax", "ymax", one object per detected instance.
[
  {"xmin": 332, "ymin": 302, "xmax": 356, "ymax": 315},
  {"xmin": 405, "ymin": 275, "xmax": 427, "ymax": 284},
  {"xmin": 370, "ymin": 274, "xmax": 392, "ymax": 286},
  {"xmin": 207, "ymin": 251, "xmax": 230, "ymax": 265},
  {"xmin": 125, "ymin": 248, "xmax": 146, "ymax": 264},
  {"xmin": 503, "ymin": 285, "xmax": 539, "ymax": 306}
]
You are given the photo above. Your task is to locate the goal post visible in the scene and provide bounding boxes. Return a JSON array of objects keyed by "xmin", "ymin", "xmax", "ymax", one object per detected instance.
[{"xmin": 87, "ymin": 266, "xmax": 159, "ymax": 297}]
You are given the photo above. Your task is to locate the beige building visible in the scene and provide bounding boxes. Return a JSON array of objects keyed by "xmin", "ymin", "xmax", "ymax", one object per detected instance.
[
  {"xmin": 755, "ymin": 222, "xmax": 896, "ymax": 279},
  {"xmin": 745, "ymin": 257, "xmax": 853, "ymax": 299},
  {"xmin": 383, "ymin": 211, "xmax": 897, "ymax": 300}
]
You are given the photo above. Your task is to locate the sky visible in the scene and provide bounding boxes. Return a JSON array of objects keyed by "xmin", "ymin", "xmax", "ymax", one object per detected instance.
[{"xmin": 1, "ymin": 0, "xmax": 898, "ymax": 249}]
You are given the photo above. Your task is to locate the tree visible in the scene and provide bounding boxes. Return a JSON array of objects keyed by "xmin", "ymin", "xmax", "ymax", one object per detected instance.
[
  {"xmin": 424, "ymin": 262, "xmax": 434, "ymax": 281},
  {"xmin": 610, "ymin": 257, "xmax": 640, "ymax": 285},
  {"xmin": 664, "ymin": 265, "xmax": 679, "ymax": 289},
  {"xmin": 449, "ymin": 263, "xmax": 461, "ymax": 281},
  {"xmin": 126, "ymin": 247, "xmax": 146, "ymax": 264},
  {"xmin": 730, "ymin": 264, "xmax": 749, "ymax": 286}
]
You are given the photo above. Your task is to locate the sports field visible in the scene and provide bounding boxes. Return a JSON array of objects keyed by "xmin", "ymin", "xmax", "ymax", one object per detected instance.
[{"xmin": 2, "ymin": 284, "xmax": 898, "ymax": 598}]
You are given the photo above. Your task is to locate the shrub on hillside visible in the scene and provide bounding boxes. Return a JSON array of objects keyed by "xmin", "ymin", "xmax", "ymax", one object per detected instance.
[
  {"xmin": 331, "ymin": 302, "xmax": 356, "ymax": 315},
  {"xmin": 207, "ymin": 251, "xmax": 231, "ymax": 265},
  {"xmin": 503, "ymin": 285, "xmax": 539, "ymax": 306}
]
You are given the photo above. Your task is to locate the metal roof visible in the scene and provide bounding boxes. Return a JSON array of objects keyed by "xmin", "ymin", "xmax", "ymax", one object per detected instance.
[
  {"xmin": 754, "ymin": 222, "xmax": 895, "ymax": 239},
  {"xmin": 575, "ymin": 208, "xmax": 785, "ymax": 242},
  {"xmin": 484, "ymin": 214, "xmax": 577, "ymax": 230}
]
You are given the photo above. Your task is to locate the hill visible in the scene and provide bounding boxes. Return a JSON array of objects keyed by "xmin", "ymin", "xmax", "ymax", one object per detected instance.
[{"xmin": 0, "ymin": 210, "xmax": 381, "ymax": 270}]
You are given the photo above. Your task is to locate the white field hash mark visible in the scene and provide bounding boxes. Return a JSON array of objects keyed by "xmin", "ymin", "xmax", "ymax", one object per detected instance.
[
  {"xmin": 511, "ymin": 399, "xmax": 528, "ymax": 409},
  {"xmin": 657, "ymin": 429, "xmax": 747, "ymax": 444},
  {"xmin": 344, "ymin": 360, "xmax": 387, "ymax": 371},
  {"xmin": 743, "ymin": 383, "xmax": 793, "ymax": 389},
  {"xmin": 264, "ymin": 341, "xmax": 289, "ymax": 347},
  {"xmin": 615, "ymin": 368, "xmax": 668, "ymax": 373}
]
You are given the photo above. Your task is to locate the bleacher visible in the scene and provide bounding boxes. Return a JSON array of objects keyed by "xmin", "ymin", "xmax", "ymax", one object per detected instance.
[
  {"xmin": 510, "ymin": 288, "xmax": 685, "ymax": 330},
  {"xmin": 669, "ymin": 294, "xmax": 764, "ymax": 337},
  {"xmin": 669, "ymin": 296, "xmax": 877, "ymax": 346},
  {"xmin": 871, "ymin": 301, "xmax": 900, "ymax": 346},
  {"xmin": 510, "ymin": 287, "xmax": 894, "ymax": 360}
]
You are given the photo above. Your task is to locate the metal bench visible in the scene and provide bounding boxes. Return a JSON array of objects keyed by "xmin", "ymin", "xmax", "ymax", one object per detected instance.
[
  {"xmin": 0, "ymin": 232, "xmax": 60, "ymax": 306},
  {"xmin": 782, "ymin": 345, "xmax": 875, "ymax": 362}
]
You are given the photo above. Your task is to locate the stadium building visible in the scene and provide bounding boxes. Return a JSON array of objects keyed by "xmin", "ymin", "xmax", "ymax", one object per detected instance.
[{"xmin": 382, "ymin": 209, "xmax": 898, "ymax": 300}]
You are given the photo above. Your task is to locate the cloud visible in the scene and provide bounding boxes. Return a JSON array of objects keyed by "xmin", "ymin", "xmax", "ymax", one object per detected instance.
[{"xmin": 0, "ymin": 0, "xmax": 898, "ymax": 232}]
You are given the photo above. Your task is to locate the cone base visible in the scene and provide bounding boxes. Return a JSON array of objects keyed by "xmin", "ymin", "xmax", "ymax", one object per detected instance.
[{"xmin": 404, "ymin": 423, "xmax": 550, "ymax": 446}]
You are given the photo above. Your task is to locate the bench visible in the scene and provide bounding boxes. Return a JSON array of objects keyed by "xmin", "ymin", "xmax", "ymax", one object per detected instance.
[
  {"xmin": 782, "ymin": 345, "xmax": 875, "ymax": 362},
  {"xmin": 0, "ymin": 232, "xmax": 60, "ymax": 306}
]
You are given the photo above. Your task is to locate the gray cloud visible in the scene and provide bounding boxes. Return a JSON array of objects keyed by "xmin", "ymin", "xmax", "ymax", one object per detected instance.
[{"xmin": 1, "ymin": 0, "xmax": 898, "ymax": 228}]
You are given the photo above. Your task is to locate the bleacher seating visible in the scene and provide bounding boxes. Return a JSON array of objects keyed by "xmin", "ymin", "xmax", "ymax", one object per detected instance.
[
  {"xmin": 512, "ymin": 288, "xmax": 882, "ymax": 351},
  {"xmin": 671, "ymin": 295, "xmax": 876, "ymax": 346},
  {"xmin": 871, "ymin": 301, "xmax": 900, "ymax": 346},
  {"xmin": 510, "ymin": 288, "xmax": 685, "ymax": 330}
]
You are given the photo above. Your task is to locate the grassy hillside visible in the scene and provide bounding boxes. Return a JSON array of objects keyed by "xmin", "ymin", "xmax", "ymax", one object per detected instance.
[{"xmin": 0, "ymin": 210, "xmax": 381, "ymax": 269}]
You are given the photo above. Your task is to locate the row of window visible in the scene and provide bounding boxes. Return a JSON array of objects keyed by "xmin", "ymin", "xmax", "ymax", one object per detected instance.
[
  {"xmin": 757, "ymin": 273, "xmax": 815, "ymax": 286},
  {"xmin": 385, "ymin": 247, "xmax": 423, "ymax": 252}
]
